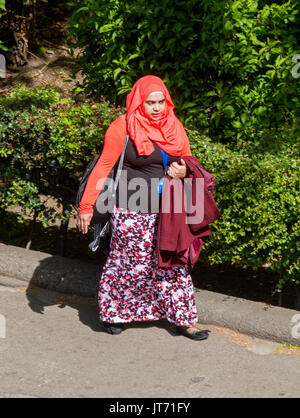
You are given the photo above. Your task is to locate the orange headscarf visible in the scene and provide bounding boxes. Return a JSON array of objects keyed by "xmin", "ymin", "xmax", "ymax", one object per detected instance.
[{"xmin": 126, "ymin": 75, "xmax": 187, "ymax": 156}]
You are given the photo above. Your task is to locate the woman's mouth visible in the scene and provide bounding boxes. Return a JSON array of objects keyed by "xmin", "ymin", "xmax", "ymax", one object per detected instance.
[{"xmin": 151, "ymin": 113, "xmax": 161, "ymax": 119}]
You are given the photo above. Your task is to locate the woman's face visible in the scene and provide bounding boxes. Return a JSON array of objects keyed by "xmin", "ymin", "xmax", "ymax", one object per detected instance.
[{"xmin": 143, "ymin": 92, "xmax": 166, "ymax": 120}]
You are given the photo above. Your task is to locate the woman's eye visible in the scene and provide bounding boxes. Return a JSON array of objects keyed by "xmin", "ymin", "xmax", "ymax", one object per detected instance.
[{"xmin": 146, "ymin": 100, "xmax": 164, "ymax": 105}]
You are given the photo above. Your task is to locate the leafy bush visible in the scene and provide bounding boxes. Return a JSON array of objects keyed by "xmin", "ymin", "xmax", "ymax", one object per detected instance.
[
  {"xmin": 0, "ymin": 84, "xmax": 123, "ymax": 225},
  {"xmin": 68, "ymin": 0, "xmax": 300, "ymax": 144},
  {"xmin": 0, "ymin": 0, "xmax": 8, "ymax": 52},
  {"xmin": 0, "ymin": 84, "xmax": 62, "ymax": 110},
  {"xmin": 188, "ymin": 129, "xmax": 300, "ymax": 292}
]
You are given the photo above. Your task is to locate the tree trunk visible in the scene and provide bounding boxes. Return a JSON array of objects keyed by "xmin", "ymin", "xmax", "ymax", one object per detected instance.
[{"xmin": 0, "ymin": 0, "xmax": 36, "ymax": 67}]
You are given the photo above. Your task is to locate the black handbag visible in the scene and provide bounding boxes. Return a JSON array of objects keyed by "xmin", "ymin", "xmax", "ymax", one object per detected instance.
[{"xmin": 76, "ymin": 134, "xmax": 129, "ymax": 254}]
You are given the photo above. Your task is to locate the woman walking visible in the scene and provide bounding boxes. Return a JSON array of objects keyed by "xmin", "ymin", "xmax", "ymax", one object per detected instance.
[{"xmin": 77, "ymin": 75, "xmax": 211, "ymax": 340}]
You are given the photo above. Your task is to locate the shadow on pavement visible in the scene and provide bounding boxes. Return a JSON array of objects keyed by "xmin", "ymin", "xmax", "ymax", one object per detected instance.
[{"xmin": 24, "ymin": 255, "xmax": 174, "ymax": 336}]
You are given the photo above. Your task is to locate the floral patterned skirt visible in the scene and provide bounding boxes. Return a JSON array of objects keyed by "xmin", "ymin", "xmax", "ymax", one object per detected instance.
[{"xmin": 98, "ymin": 206, "xmax": 198, "ymax": 327}]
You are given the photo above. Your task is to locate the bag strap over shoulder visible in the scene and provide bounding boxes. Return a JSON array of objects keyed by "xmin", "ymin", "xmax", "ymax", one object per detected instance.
[
  {"xmin": 88, "ymin": 133, "xmax": 129, "ymax": 253},
  {"xmin": 114, "ymin": 133, "xmax": 129, "ymax": 191}
]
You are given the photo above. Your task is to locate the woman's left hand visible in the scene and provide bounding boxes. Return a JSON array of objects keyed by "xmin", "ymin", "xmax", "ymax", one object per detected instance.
[{"xmin": 167, "ymin": 158, "xmax": 187, "ymax": 179}]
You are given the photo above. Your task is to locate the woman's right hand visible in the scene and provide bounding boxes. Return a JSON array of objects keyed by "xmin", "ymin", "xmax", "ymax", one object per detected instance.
[{"xmin": 77, "ymin": 213, "xmax": 93, "ymax": 234}]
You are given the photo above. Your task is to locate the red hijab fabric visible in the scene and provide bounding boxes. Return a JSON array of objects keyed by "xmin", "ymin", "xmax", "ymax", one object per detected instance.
[{"xmin": 126, "ymin": 75, "xmax": 188, "ymax": 156}]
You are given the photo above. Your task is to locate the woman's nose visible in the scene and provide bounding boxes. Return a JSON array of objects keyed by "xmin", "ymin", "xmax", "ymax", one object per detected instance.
[{"xmin": 153, "ymin": 102, "xmax": 160, "ymax": 111}]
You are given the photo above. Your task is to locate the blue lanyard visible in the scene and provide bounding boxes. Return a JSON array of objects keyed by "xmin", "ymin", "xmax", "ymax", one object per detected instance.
[
  {"xmin": 160, "ymin": 149, "xmax": 168, "ymax": 173},
  {"xmin": 157, "ymin": 149, "xmax": 168, "ymax": 194}
]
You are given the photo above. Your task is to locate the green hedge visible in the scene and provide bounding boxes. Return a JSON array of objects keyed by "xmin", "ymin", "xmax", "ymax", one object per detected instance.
[
  {"xmin": 0, "ymin": 84, "xmax": 123, "ymax": 225},
  {"xmin": 0, "ymin": 85, "xmax": 299, "ymax": 292},
  {"xmin": 67, "ymin": 0, "xmax": 300, "ymax": 144},
  {"xmin": 0, "ymin": 0, "xmax": 8, "ymax": 52},
  {"xmin": 188, "ymin": 130, "xmax": 299, "ymax": 292}
]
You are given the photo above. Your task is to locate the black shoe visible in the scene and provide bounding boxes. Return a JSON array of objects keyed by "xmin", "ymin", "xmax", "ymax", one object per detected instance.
[
  {"xmin": 176, "ymin": 326, "xmax": 211, "ymax": 340},
  {"xmin": 103, "ymin": 322, "xmax": 125, "ymax": 335}
]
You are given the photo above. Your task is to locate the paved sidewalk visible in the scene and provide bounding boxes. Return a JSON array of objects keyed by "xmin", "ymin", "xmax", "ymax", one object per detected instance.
[
  {"xmin": 1, "ymin": 284, "xmax": 300, "ymax": 398},
  {"xmin": 0, "ymin": 242, "xmax": 299, "ymax": 345}
]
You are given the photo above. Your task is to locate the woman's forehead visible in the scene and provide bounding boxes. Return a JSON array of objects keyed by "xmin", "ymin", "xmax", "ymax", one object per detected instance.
[{"xmin": 145, "ymin": 91, "xmax": 165, "ymax": 101}]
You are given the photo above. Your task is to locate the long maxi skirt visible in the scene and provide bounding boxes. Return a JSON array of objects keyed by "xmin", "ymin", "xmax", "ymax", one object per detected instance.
[{"xmin": 98, "ymin": 206, "xmax": 198, "ymax": 327}]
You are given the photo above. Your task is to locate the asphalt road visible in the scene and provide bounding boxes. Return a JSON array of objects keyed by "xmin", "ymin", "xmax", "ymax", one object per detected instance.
[{"xmin": 1, "ymin": 283, "xmax": 300, "ymax": 399}]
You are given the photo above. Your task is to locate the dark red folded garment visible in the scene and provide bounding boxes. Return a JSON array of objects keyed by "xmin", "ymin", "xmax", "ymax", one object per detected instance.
[{"xmin": 157, "ymin": 156, "xmax": 221, "ymax": 268}]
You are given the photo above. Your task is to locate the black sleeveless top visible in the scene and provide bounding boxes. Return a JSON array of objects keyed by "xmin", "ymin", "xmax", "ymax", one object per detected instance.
[{"xmin": 115, "ymin": 138, "xmax": 180, "ymax": 213}]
